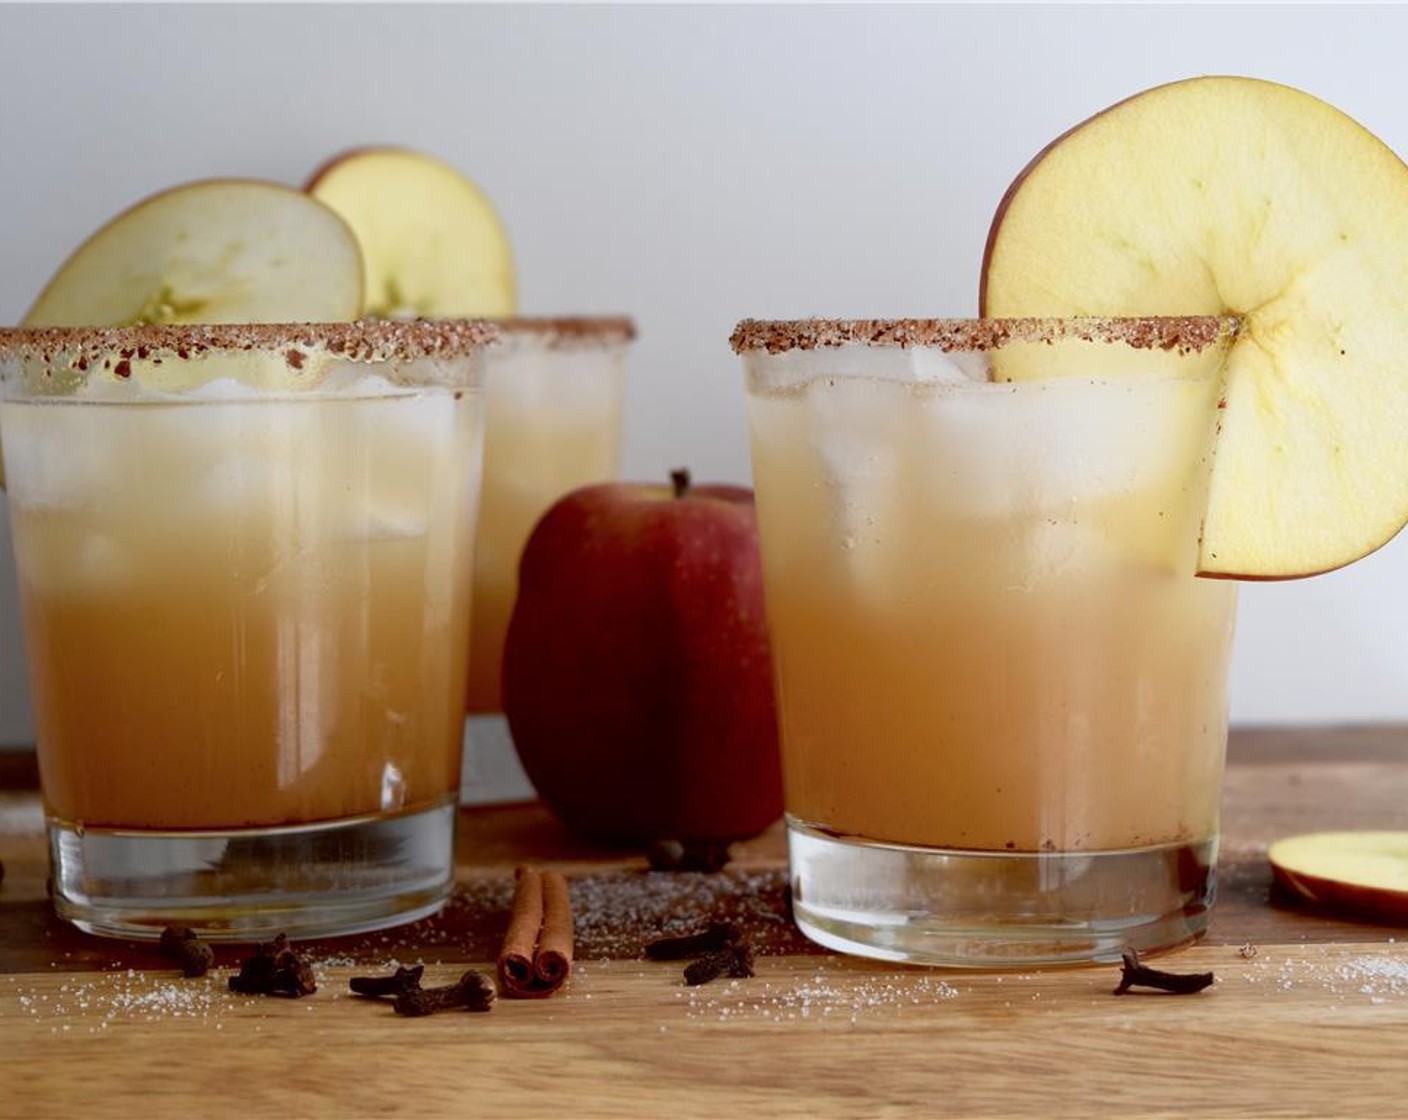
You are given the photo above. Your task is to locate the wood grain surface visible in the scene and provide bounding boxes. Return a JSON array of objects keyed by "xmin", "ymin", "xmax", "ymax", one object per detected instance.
[{"xmin": 2, "ymin": 727, "xmax": 1407, "ymax": 1118}]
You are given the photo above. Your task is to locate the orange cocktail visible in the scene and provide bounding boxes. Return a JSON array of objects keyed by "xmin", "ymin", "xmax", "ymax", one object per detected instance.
[
  {"xmin": 462, "ymin": 318, "xmax": 630, "ymax": 800},
  {"xmin": 0, "ymin": 320, "xmax": 491, "ymax": 940},
  {"xmin": 737, "ymin": 317, "xmax": 1238, "ymax": 966}
]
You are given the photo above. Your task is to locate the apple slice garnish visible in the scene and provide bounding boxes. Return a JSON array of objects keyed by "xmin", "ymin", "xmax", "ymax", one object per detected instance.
[
  {"xmin": 981, "ymin": 76, "xmax": 1408, "ymax": 579},
  {"xmin": 1269, "ymin": 831, "xmax": 1408, "ymax": 924},
  {"xmin": 307, "ymin": 147, "xmax": 516, "ymax": 319},
  {"xmin": 23, "ymin": 179, "xmax": 364, "ymax": 327}
]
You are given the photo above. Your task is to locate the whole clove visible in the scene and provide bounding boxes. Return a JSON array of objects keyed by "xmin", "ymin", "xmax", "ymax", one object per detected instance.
[
  {"xmin": 228, "ymin": 933, "xmax": 317, "ymax": 997},
  {"xmin": 684, "ymin": 943, "xmax": 755, "ymax": 986},
  {"xmin": 647, "ymin": 839, "xmax": 733, "ymax": 873},
  {"xmin": 350, "ymin": 965, "xmax": 425, "ymax": 999},
  {"xmin": 393, "ymin": 969, "xmax": 496, "ymax": 1016},
  {"xmin": 159, "ymin": 924, "xmax": 214, "ymax": 978},
  {"xmin": 645, "ymin": 921, "xmax": 741, "ymax": 961},
  {"xmin": 1113, "ymin": 949, "xmax": 1214, "ymax": 995}
]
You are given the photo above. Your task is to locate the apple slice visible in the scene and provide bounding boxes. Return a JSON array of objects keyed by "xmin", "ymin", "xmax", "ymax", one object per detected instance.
[
  {"xmin": 23, "ymin": 179, "xmax": 364, "ymax": 327},
  {"xmin": 307, "ymin": 147, "xmax": 516, "ymax": 319},
  {"xmin": 1269, "ymin": 831, "xmax": 1408, "ymax": 924},
  {"xmin": 981, "ymin": 77, "xmax": 1408, "ymax": 579}
]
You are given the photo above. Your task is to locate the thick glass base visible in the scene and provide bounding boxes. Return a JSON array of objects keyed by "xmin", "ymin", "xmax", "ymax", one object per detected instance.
[
  {"xmin": 49, "ymin": 796, "xmax": 458, "ymax": 942},
  {"xmin": 789, "ymin": 819, "xmax": 1215, "ymax": 968}
]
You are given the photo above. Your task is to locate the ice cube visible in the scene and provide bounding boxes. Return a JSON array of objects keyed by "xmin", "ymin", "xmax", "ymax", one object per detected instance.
[
  {"xmin": 182, "ymin": 376, "xmax": 262, "ymax": 401},
  {"xmin": 353, "ymin": 389, "xmax": 457, "ymax": 450},
  {"xmin": 806, "ymin": 376, "xmax": 908, "ymax": 599},
  {"xmin": 75, "ymin": 377, "xmax": 143, "ymax": 402},
  {"xmin": 196, "ymin": 454, "xmax": 296, "ymax": 514},
  {"xmin": 914, "ymin": 375, "xmax": 1208, "ymax": 521},
  {"xmin": 907, "ymin": 349, "xmax": 981, "ymax": 383},
  {"xmin": 74, "ymin": 532, "xmax": 137, "ymax": 590},
  {"xmin": 346, "ymin": 504, "xmax": 427, "ymax": 542},
  {"xmin": 318, "ymin": 367, "xmax": 405, "ymax": 398},
  {"xmin": 0, "ymin": 404, "xmax": 127, "ymax": 511},
  {"xmin": 1007, "ymin": 517, "xmax": 1097, "ymax": 592},
  {"xmin": 1021, "ymin": 375, "xmax": 1213, "ymax": 512},
  {"xmin": 15, "ymin": 530, "xmax": 137, "ymax": 594}
]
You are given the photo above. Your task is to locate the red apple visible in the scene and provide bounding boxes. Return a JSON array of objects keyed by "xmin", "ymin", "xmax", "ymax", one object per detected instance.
[{"xmin": 502, "ymin": 469, "xmax": 783, "ymax": 843}]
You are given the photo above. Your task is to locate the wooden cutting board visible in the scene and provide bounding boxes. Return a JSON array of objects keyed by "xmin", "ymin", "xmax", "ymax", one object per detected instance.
[{"xmin": 2, "ymin": 726, "xmax": 1407, "ymax": 1118}]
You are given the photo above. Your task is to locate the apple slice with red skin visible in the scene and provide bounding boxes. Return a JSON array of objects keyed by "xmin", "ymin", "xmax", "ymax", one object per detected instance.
[
  {"xmin": 981, "ymin": 76, "xmax": 1408, "ymax": 580},
  {"xmin": 1269, "ymin": 831, "xmax": 1408, "ymax": 924},
  {"xmin": 5, "ymin": 179, "xmax": 364, "ymax": 487},
  {"xmin": 502, "ymin": 470, "xmax": 783, "ymax": 844}
]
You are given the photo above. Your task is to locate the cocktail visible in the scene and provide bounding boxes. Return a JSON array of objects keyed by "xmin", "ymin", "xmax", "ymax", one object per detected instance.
[
  {"xmin": 737, "ymin": 75, "xmax": 1408, "ymax": 965},
  {"xmin": 462, "ymin": 319, "xmax": 632, "ymax": 798},
  {"xmin": 302, "ymin": 149, "xmax": 635, "ymax": 801},
  {"xmin": 0, "ymin": 319, "xmax": 494, "ymax": 940},
  {"xmin": 738, "ymin": 317, "xmax": 1236, "ymax": 964}
]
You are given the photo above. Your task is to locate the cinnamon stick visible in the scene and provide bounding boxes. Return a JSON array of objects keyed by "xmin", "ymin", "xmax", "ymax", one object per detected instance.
[
  {"xmin": 497, "ymin": 865, "xmax": 574, "ymax": 998},
  {"xmin": 535, "ymin": 869, "xmax": 574, "ymax": 989},
  {"xmin": 497, "ymin": 866, "xmax": 544, "ymax": 991}
]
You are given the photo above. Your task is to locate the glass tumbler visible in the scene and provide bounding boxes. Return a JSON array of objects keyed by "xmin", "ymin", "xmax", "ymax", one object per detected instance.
[
  {"xmin": 0, "ymin": 319, "xmax": 495, "ymax": 940},
  {"xmin": 734, "ymin": 316, "xmax": 1239, "ymax": 966},
  {"xmin": 462, "ymin": 317, "xmax": 632, "ymax": 802}
]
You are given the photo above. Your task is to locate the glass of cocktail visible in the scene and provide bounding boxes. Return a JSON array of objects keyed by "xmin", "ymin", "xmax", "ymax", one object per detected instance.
[
  {"xmin": 462, "ymin": 317, "xmax": 632, "ymax": 800},
  {"xmin": 0, "ymin": 319, "xmax": 494, "ymax": 940},
  {"xmin": 735, "ymin": 315, "xmax": 1239, "ymax": 966}
]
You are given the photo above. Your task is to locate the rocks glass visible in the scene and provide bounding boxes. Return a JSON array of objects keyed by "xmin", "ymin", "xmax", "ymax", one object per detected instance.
[
  {"xmin": 0, "ymin": 319, "xmax": 495, "ymax": 939},
  {"xmin": 735, "ymin": 316, "xmax": 1239, "ymax": 966},
  {"xmin": 461, "ymin": 317, "xmax": 631, "ymax": 801}
]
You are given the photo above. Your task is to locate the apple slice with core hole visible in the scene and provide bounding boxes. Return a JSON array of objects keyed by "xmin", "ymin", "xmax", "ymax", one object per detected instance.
[
  {"xmin": 1269, "ymin": 831, "xmax": 1408, "ymax": 924},
  {"xmin": 23, "ymin": 179, "xmax": 364, "ymax": 327},
  {"xmin": 307, "ymin": 147, "xmax": 516, "ymax": 319},
  {"xmin": 981, "ymin": 76, "xmax": 1408, "ymax": 579}
]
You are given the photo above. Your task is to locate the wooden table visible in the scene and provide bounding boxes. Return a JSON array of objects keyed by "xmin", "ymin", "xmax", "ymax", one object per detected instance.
[{"xmin": 3, "ymin": 727, "xmax": 1407, "ymax": 1118}]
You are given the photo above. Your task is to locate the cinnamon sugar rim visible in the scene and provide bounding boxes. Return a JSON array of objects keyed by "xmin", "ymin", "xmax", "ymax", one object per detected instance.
[
  {"xmin": 729, "ymin": 316, "xmax": 1241, "ymax": 355},
  {"xmin": 495, "ymin": 316, "xmax": 636, "ymax": 346},
  {"xmin": 0, "ymin": 319, "xmax": 500, "ymax": 366}
]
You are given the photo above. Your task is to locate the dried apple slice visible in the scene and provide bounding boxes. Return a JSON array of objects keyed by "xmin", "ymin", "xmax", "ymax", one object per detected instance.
[
  {"xmin": 981, "ymin": 76, "xmax": 1408, "ymax": 579},
  {"xmin": 1269, "ymin": 831, "xmax": 1408, "ymax": 924},
  {"xmin": 307, "ymin": 147, "xmax": 516, "ymax": 318},
  {"xmin": 23, "ymin": 179, "xmax": 364, "ymax": 327}
]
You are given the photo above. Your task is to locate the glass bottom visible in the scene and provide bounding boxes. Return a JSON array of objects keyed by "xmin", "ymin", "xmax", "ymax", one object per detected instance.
[
  {"xmin": 788, "ymin": 819, "xmax": 1215, "ymax": 968},
  {"xmin": 49, "ymin": 795, "xmax": 458, "ymax": 941}
]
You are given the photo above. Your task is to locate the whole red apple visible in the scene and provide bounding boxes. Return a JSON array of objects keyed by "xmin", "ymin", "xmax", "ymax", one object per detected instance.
[{"xmin": 502, "ymin": 469, "xmax": 783, "ymax": 843}]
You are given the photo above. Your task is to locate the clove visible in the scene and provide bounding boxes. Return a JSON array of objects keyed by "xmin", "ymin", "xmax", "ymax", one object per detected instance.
[
  {"xmin": 349, "ymin": 965, "xmax": 425, "ymax": 999},
  {"xmin": 684, "ymin": 944, "xmax": 755, "ymax": 986},
  {"xmin": 645, "ymin": 921, "xmax": 741, "ymax": 961},
  {"xmin": 228, "ymin": 933, "xmax": 317, "ymax": 997},
  {"xmin": 647, "ymin": 839, "xmax": 733, "ymax": 873},
  {"xmin": 1113, "ymin": 949, "xmax": 1214, "ymax": 995},
  {"xmin": 393, "ymin": 969, "xmax": 496, "ymax": 1016},
  {"xmin": 158, "ymin": 925, "xmax": 214, "ymax": 978}
]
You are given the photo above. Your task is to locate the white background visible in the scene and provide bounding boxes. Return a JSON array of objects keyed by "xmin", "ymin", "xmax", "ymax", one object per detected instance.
[{"xmin": 1, "ymin": 2, "xmax": 1407, "ymax": 742}]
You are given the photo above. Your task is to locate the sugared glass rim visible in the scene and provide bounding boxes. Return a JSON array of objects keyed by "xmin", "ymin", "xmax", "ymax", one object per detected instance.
[
  {"xmin": 0, "ymin": 319, "xmax": 501, "ymax": 366},
  {"xmin": 729, "ymin": 316, "xmax": 1240, "ymax": 355},
  {"xmin": 495, "ymin": 316, "xmax": 636, "ymax": 348}
]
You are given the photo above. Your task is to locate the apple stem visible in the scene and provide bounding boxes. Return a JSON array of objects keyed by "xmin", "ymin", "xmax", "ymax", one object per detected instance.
[{"xmin": 671, "ymin": 468, "xmax": 691, "ymax": 499}]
